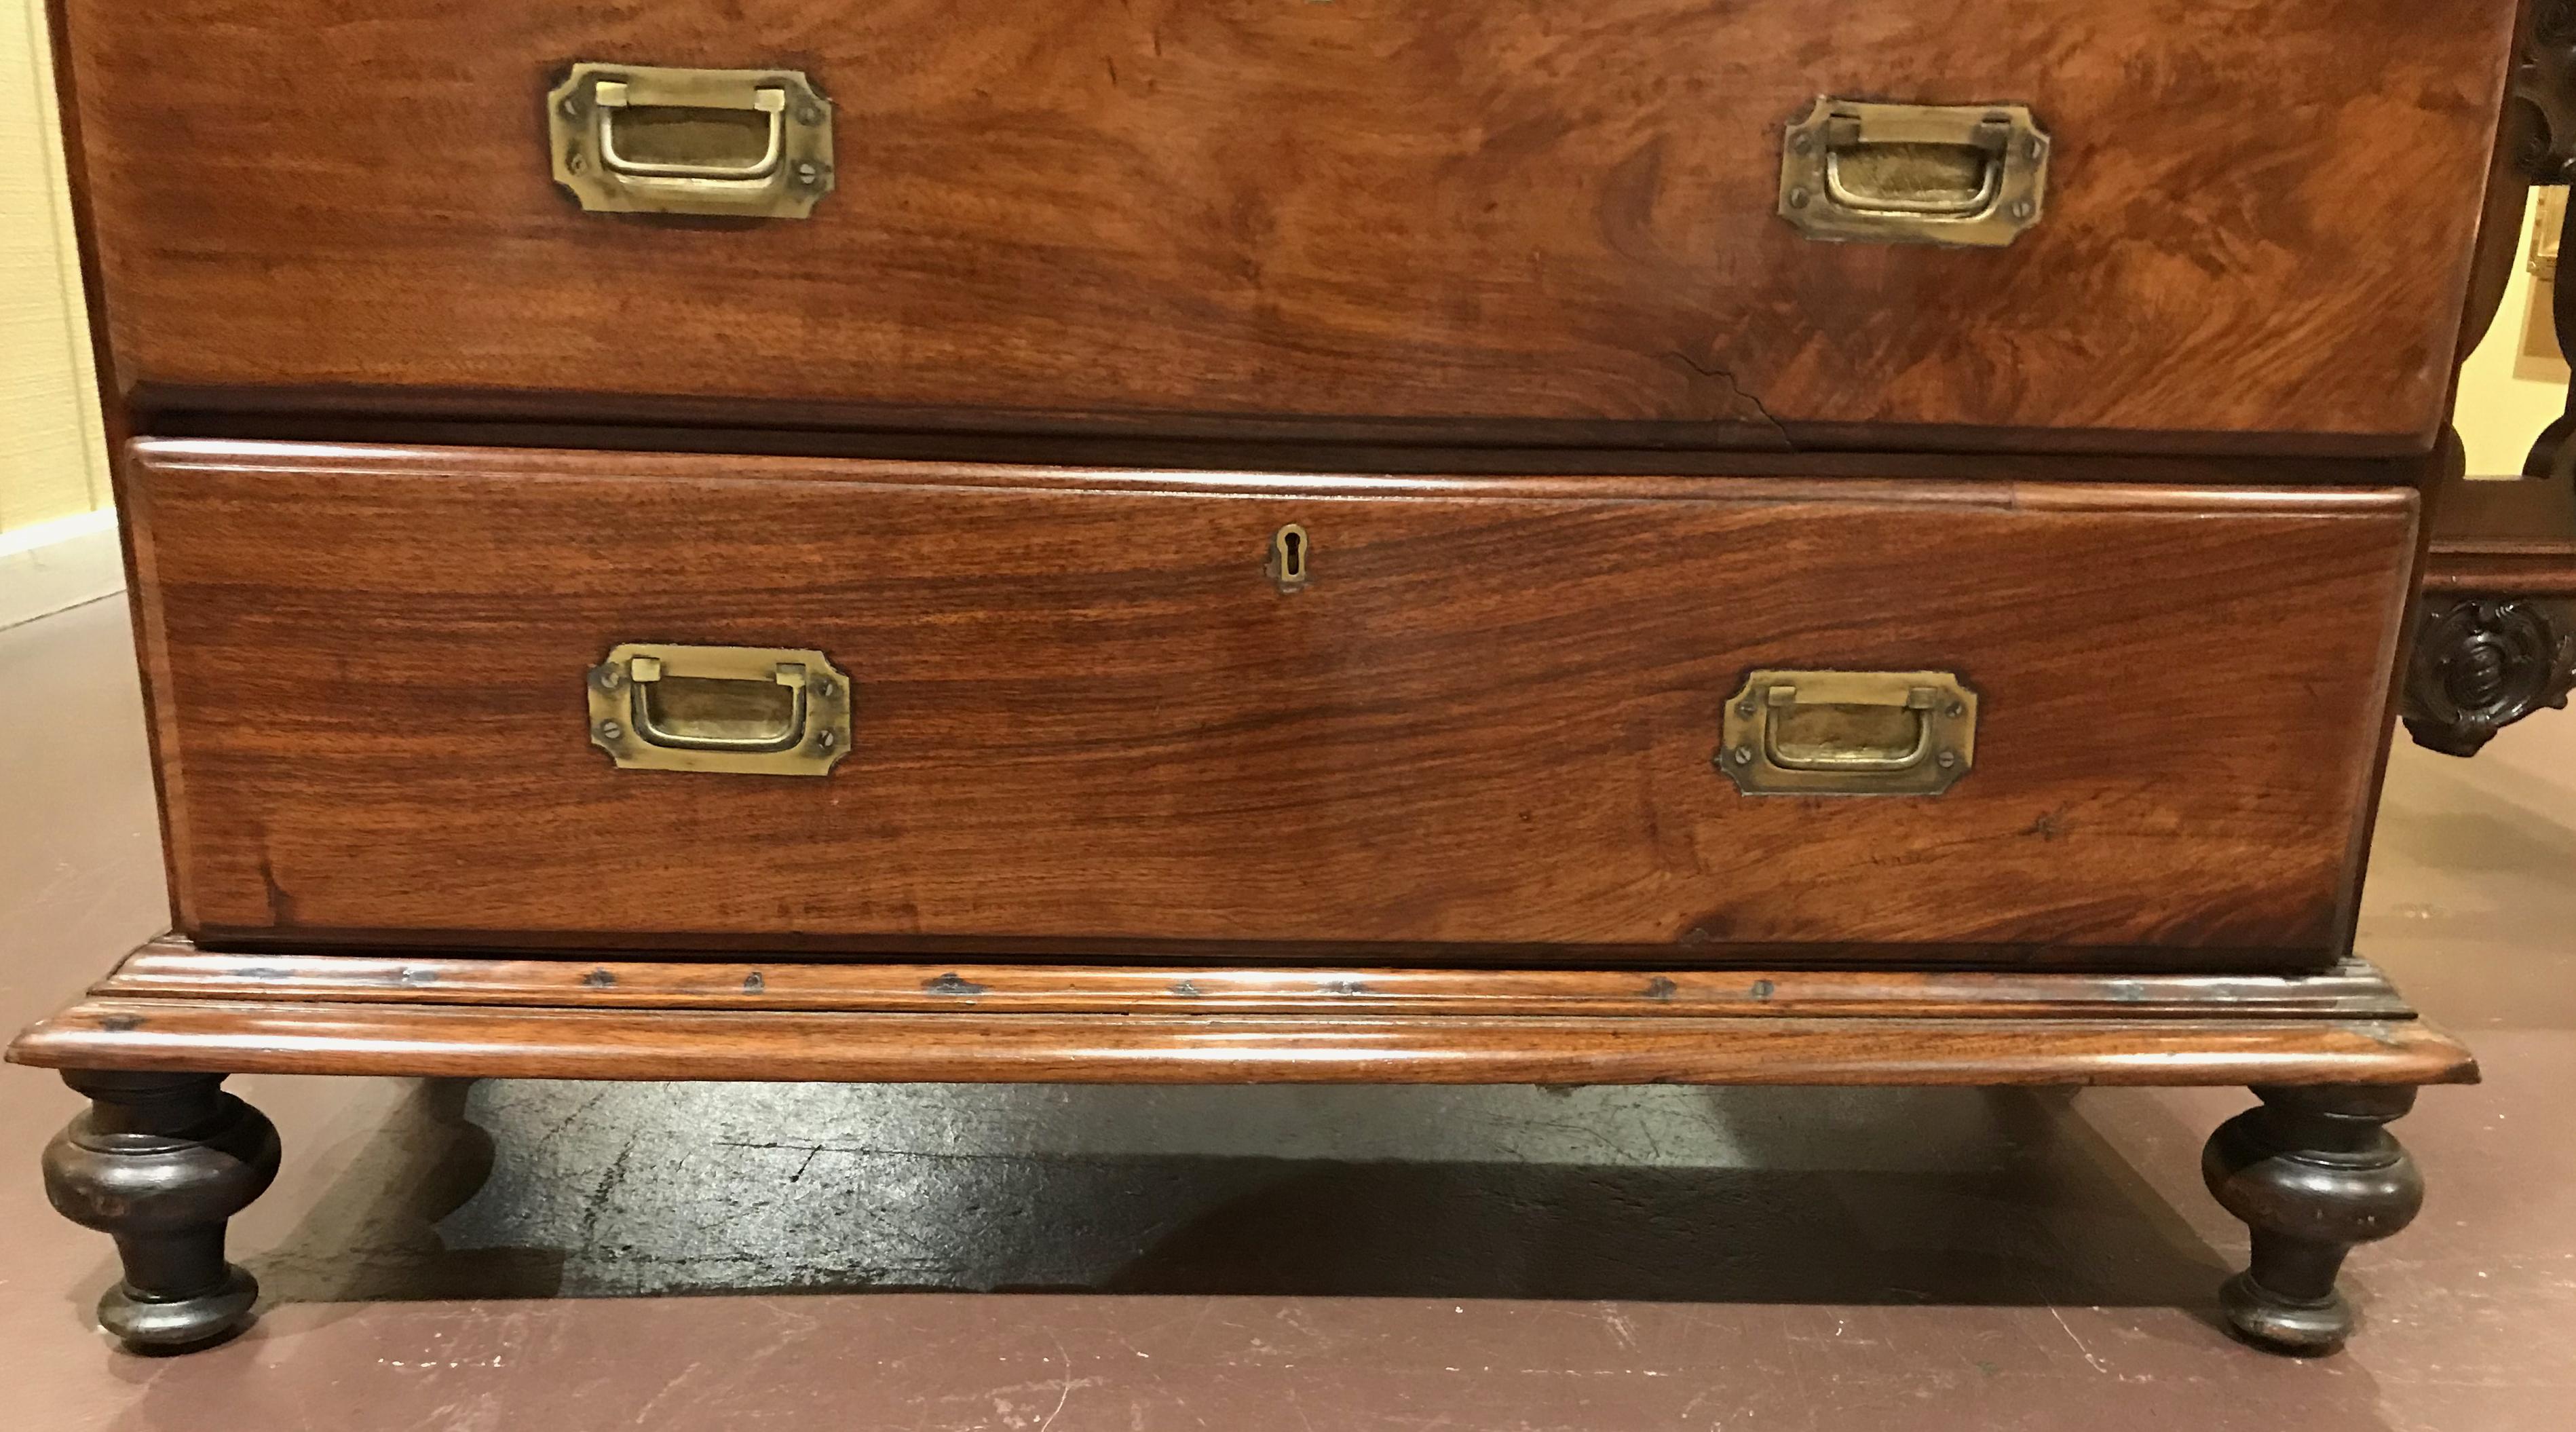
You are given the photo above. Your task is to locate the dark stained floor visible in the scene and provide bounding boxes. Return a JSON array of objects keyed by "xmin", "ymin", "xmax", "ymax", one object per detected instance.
[{"xmin": 4, "ymin": 593, "xmax": 2573, "ymax": 1431}]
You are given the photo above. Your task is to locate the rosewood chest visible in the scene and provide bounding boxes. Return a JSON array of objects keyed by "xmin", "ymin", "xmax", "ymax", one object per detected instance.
[{"xmin": 10, "ymin": 0, "xmax": 2545, "ymax": 1358}]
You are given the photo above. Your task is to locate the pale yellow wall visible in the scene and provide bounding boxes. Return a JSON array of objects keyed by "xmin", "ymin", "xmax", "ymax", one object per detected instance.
[
  {"xmin": 2457, "ymin": 191, "xmax": 2573, "ymax": 477},
  {"xmin": 0, "ymin": 0, "xmax": 108, "ymax": 536}
]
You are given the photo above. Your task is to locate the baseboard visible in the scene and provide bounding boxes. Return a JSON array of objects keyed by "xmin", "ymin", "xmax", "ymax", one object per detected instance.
[{"xmin": 0, "ymin": 509, "xmax": 123, "ymax": 633}]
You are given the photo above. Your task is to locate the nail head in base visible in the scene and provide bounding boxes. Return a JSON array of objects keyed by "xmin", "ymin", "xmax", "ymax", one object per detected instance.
[
  {"xmin": 100, "ymin": 1265, "xmax": 259, "ymax": 1353},
  {"xmin": 2219, "ymin": 1272, "xmax": 2351, "ymax": 1355}
]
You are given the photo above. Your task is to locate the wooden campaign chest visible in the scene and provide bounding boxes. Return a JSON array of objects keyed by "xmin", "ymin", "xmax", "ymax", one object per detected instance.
[{"xmin": 10, "ymin": 0, "xmax": 2550, "ymax": 1358}]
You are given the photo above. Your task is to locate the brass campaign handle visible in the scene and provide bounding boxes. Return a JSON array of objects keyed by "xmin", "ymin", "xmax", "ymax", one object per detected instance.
[
  {"xmin": 598, "ymin": 81, "xmax": 787, "ymax": 182},
  {"xmin": 548, "ymin": 64, "xmax": 835, "ymax": 219},
  {"xmin": 587, "ymin": 644, "xmax": 853, "ymax": 776},
  {"xmin": 1718, "ymin": 670, "xmax": 1979, "ymax": 795},
  {"xmin": 1761, "ymin": 687, "xmax": 1938, "ymax": 774},
  {"xmin": 1779, "ymin": 99, "xmax": 2050, "ymax": 248}
]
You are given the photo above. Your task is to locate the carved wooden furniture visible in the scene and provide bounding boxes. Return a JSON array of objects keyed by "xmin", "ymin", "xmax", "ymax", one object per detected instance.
[
  {"xmin": 10, "ymin": 0, "xmax": 2537, "ymax": 1359},
  {"xmin": 2410, "ymin": 471, "xmax": 2576, "ymax": 755},
  {"xmin": 2408, "ymin": 5, "xmax": 2576, "ymax": 754}
]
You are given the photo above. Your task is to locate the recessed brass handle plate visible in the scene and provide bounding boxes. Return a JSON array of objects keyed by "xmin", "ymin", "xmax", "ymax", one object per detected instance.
[
  {"xmin": 587, "ymin": 643, "xmax": 852, "ymax": 776},
  {"xmin": 1718, "ymin": 670, "xmax": 1978, "ymax": 796},
  {"xmin": 1779, "ymin": 99, "xmax": 2049, "ymax": 248},
  {"xmin": 549, "ymin": 64, "xmax": 835, "ymax": 219}
]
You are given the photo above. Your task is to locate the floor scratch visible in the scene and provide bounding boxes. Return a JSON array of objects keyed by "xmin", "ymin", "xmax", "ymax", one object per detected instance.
[
  {"xmin": 2050, "ymin": 1306, "xmax": 2110, "ymax": 1374},
  {"xmin": 1038, "ymin": 1332, "xmax": 1076, "ymax": 1432}
]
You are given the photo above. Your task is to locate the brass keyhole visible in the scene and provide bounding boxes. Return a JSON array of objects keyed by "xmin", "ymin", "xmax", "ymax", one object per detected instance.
[{"xmin": 1269, "ymin": 523, "xmax": 1311, "ymax": 592}]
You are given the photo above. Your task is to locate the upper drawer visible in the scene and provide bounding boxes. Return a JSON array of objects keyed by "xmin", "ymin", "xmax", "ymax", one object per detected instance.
[
  {"xmin": 126, "ymin": 440, "xmax": 2417, "ymax": 963},
  {"xmin": 63, "ymin": 1, "xmax": 2514, "ymax": 453}
]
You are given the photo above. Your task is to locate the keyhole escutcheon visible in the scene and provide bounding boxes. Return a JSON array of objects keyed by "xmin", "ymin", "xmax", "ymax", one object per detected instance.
[{"xmin": 1269, "ymin": 523, "xmax": 1312, "ymax": 592}]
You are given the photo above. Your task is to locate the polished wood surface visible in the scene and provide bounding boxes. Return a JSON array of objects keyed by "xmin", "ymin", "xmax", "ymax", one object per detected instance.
[
  {"xmin": 2425, "ymin": 470, "xmax": 2576, "ymax": 595},
  {"xmin": 5, "ymin": 944, "xmax": 2478, "ymax": 1087},
  {"xmin": 93, "ymin": 937, "xmax": 2426, "ymax": 1020},
  {"xmin": 61, "ymin": 0, "xmax": 2516, "ymax": 453},
  {"xmin": 128, "ymin": 441, "xmax": 2417, "ymax": 962}
]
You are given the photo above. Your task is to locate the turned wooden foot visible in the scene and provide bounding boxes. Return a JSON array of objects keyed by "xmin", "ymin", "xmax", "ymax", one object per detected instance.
[
  {"xmin": 43, "ymin": 1071, "xmax": 280, "ymax": 1353},
  {"xmin": 2201, "ymin": 1085, "xmax": 2423, "ymax": 1355}
]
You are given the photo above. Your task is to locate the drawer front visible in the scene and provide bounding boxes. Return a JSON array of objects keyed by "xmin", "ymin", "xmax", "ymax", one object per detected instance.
[
  {"xmin": 69, "ymin": 1, "xmax": 2511, "ymax": 453},
  {"xmin": 128, "ymin": 441, "xmax": 2416, "ymax": 962}
]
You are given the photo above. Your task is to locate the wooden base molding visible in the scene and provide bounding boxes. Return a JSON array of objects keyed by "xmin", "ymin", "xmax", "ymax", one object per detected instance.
[
  {"xmin": 9, "ymin": 938, "xmax": 2475, "ymax": 1356},
  {"xmin": 9, "ymin": 938, "xmax": 2476, "ymax": 1089},
  {"xmin": 14, "ymin": 1000, "xmax": 2488, "ymax": 1087}
]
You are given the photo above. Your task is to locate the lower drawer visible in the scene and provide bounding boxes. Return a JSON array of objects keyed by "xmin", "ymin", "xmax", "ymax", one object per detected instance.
[{"xmin": 126, "ymin": 440, "xmax": 2417, "ymax": 964}]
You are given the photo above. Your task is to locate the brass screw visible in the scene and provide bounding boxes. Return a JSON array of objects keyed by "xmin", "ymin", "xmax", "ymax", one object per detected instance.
[
  {"xmin": 1935, "ymin": 750, "xmax": 1958, "ymax": 770},
  {"xmin": 1787, "ymin": 186, "xmax": 1811, "ymax": 210},
  {"xmin": 796, "ymin": 162, "xmax": 822, "ymax": 185},
  {"xmin": 593, "ymin": 666, "xmax": 623, "ymax": 691},
  {"xmin": 816, "ymin": 730, "xmax": 837, "ymax": 750},
  {"xmin": 566, "ymin": 152, "xmax": 587, "ymax": 175},
  {"xmin": 2024, "ymin": 135, "xmax": 2045, "ymax": 160},
  {"xmin": 596, "ymin": 721, "xmax": 623, "ymax": 741},
  {"xmin": 1943, "ymin": 700, "xmax": 1965, "ymax": 719},
  {"xmin": 813, "ymin": 679, "xmax": 834, "ymax": 698},
  {"xmin": 795, "ymin": 103, "xmax": 824, "ymax": 126},
  {"xmin": 1790, "ymin": 132, "xmax": 1813, "ymax": 155},
  {"xmin": 1738, "ymin": 700, "xmax": 1758, "ymax": 718},
  {"xmin": 1731, "ymin": 746, "xmax": 1754, "ymax": 766},
  {"xmin": 2011, "ymin": 199, "xmax": 2035, "ymax": 221}
]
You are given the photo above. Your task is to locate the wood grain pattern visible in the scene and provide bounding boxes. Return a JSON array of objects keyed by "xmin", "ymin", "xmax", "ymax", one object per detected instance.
[
  {"xmin": 2425, "ymin": 554, "xmax": 2576, "ymax": 595},
  {"xmin": 128, "ymin": 440, "xmax": 2418, "ymax": 962},
  {"xmin": 61, "ymin": 0, "xmax": 2517, "ymax": 453},
  {"xmin": 92, "ymin": 937, "xmax": 2424, "ymax": 1021}
]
